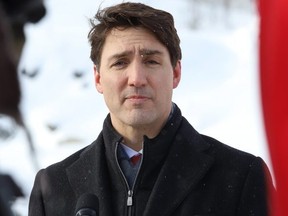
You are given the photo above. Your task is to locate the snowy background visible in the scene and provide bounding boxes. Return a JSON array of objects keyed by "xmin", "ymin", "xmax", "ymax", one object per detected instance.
[{"xmin": 0, "ymin": 0, "xmax": 272, "ymax": 215}]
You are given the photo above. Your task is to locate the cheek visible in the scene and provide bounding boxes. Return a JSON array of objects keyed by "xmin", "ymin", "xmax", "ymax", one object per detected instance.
[
  {"xmin": 163, "ymin": 74, "xmax": 175, "ymax": 97},
  {"xmin": 102, "ymin": 82, "xmax": 114, "ymax": 96},
  {"xmin": 160, "ymin": 72, "xmax": 174, "ymax": 90},
  {"xmin": 153, "ymin": 76, "xmax": 173, "ymax": 98},
  {"xmin": 102, "ymin": 87, "xmax": 116, "ymax": 108},
  {"xmin": 101, "ymin": 76, "xmax": 122, "ymax": 98}
]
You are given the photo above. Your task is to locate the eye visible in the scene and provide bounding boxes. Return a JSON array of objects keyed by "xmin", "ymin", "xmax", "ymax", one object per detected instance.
[
  {"xmin": 111, "ymin": 60, "xmax": 128, "ymax": 69},
  {"xmin": 145, "ymin": 59, "xmax": 160, "ymax": 65}
]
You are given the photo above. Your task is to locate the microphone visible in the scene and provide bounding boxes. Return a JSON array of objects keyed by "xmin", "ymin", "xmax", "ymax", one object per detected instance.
[{"xmin": 75, "ymin": 193, "xmax": 99, "ymax": 216}]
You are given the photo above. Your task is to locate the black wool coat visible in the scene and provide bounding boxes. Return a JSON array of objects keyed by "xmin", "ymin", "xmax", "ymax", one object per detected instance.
[{"xmin": 29, "ymin": 105, "xmax": 272, "ymax": 216}]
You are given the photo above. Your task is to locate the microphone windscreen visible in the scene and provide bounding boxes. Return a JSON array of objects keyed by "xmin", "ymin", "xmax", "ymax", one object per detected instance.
[{"xmin": 75, "ymin": 193, "xmax": 99, "ymax": 216}]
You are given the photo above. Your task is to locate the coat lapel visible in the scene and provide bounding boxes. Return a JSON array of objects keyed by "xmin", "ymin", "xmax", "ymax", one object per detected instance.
[
  {"xmin": 144, "ymin": 122, "xmax": 214, "ymax": 216},
  {"xmin": 66, "ymin": 140, "xmax": 114, "ymax": 216}
]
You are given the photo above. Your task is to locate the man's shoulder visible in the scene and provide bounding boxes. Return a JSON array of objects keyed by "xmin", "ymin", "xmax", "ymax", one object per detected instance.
[
  {"xmin": 44, "ymin": 147, "xmax": 86, "ymax": 174},
  {"xmin": 200, "ymin": 134, "xmax": 264, "ymax": 169},
  {"xmin": 202, "ymin": 135, "xmax": 254, "ymax": 156},
  {"xmin": 41, "ymin": 140, "xmax": 98, "ymax": 175},
  {"xmin": 179, "ymin": 117, "xmax": 259, "ymax": 162}
]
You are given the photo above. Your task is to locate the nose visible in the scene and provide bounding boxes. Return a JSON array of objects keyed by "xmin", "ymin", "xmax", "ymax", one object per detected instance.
[{"xmin": 127, "ymin": 61, "xmax": 147, "ymax": 87}]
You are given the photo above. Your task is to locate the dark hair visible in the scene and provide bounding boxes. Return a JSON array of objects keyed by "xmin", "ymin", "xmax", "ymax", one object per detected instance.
[{"xmin": 88, "ymin": 2, "xmax": 182, "ymax": 69}]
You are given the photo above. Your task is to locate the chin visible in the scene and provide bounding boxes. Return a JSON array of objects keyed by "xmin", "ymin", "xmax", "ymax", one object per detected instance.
[{"xmin": 126, "ymin": 113, "xmax": 157, "ymax": 126}]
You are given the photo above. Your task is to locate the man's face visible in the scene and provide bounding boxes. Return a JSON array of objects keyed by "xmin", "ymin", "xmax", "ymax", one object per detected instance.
[{"xmin": 94, "ymin": 27, "xmax": 181, "ymax": 135}]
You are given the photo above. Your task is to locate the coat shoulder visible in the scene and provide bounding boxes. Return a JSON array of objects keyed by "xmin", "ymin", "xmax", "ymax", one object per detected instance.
[
  {"xmin": 201, "ymin": 134, "xmax": 266, "ymax": 171},
  {"xmin": 41, "ymin": 139, "xmax": 99, "ymax": 176}
]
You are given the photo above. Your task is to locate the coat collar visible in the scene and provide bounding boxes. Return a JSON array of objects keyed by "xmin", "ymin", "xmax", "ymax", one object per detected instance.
[
  {"xmin": 143, "ymin": 117, "xmax": 214, "ymax": 216},
  {"xmin": 66, "ymin": 104, "xmax": 214, "ymax": 216}
]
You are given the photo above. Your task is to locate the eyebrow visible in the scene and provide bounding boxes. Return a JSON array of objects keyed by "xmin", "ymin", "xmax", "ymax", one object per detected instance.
[
  {"xmin": 108, "ymin": 49, "xmax": 163, "ymax": 62},
  {"xmin": 139, "ymin": 49, "xmax": 163, "ymax": 56}
]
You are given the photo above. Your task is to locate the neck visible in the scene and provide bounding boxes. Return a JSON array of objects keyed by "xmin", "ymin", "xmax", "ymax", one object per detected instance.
[
  {"xmin": 111, "ymin": 118, "xmax": 167, "ymax": 151},
  {"xmin": 110, "ymin": 104, "xmax": 174, "ymax": 151},
  {"xmin": 118, "ymin": 125, "xmax": 153, "ymax": 151}
]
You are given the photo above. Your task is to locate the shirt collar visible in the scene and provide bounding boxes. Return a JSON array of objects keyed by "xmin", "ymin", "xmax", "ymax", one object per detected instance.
[{"xmin": 120, "ymin": 143, "xmax": 143, "ymax": 158}]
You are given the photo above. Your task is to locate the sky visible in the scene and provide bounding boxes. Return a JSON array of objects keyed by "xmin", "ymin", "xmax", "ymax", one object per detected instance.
[{"xmin": 0, "ymin": 0, "xmax": 271, "ymax": 215}]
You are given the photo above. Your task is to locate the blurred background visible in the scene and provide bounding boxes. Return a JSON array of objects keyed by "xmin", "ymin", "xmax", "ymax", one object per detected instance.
[{"xmin": 0, "ymin": 0, "xmax": 271, "ymax": 215}]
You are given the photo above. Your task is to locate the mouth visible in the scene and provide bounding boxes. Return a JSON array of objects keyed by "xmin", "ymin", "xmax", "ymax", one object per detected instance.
[
  {"xmin": 127, "ymin": 95, "xmax": 148, "ymax": 99},
  {"xmin": 125, "ymin": 95, "xmax": 150, "ymax": 103}
]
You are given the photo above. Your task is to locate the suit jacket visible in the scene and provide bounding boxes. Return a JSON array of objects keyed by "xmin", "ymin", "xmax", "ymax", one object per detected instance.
[{"xmin": 29, "ymin": 104, "xmax": 272, "ymax": 216}]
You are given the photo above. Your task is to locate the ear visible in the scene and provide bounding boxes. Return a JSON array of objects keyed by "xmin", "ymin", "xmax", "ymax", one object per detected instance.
[
  {"xmin": 94, "ymin": 65, "xmax": 103, "ymax": 94},
  {"xmin": 172, "ymin": 60, "xmax": 181, "ymax": 89}
]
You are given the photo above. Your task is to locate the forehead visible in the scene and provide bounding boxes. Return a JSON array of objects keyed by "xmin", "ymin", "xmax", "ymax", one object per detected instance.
[{"xmin": 102, "ymin": 27, "xmax": 168, "ymax": 55}]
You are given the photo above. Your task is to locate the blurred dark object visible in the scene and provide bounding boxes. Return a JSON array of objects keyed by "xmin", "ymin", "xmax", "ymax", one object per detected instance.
[
  {"xmin": 0, "ymin": 115, "xmax": 18, "ymax": 140},
  {"xmin": 0, "ymin": 173, "xmax": 24, "ymax": 216},
  {"xmin": 0, "ymin": 194, "xmax": 13, "ymax": 216},
  {"xmin": 0, "ymin": 174, "xmax": 24, "ymax": 201},
  {"xmin": 1, "ymin": 0, "xmax": 46, "ymax": 23},
  {"xmin": 0, "ymin": 3, "xmax": 21, "ymax": 137},
  {"xmin": 73, "ymin": 70, "xmax": 85, "ymax": 79},
  {"xmin": 0, "ymin": 0, "xmax": 46, "ymax": 122},
  {"xmin": 0, "ymin": 0, "xmax": 46, "ymax": 169},
  {"xmin": 21, "ymin": 68, "xmax": 39, "ymax": 79},
  {"xmin": 1, "ymin": 0, "xmax": 46, "ymax": 63}
]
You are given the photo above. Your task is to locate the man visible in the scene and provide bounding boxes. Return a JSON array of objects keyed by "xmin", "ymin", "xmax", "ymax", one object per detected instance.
[{"xmin": 29, "ymin": 2, "xmax": 273, "ymax": 216}]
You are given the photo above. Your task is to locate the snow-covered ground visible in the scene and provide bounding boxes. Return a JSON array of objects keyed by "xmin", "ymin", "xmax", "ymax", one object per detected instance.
[{"xmin": 0, "ymin": 0, "xmax": 271, "ymax": 215}]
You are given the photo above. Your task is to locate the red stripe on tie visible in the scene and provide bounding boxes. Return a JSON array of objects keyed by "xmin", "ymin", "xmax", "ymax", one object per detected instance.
[{"xmin": 130, "ymin": 154, "xmax": 142, "ymax": 165}]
